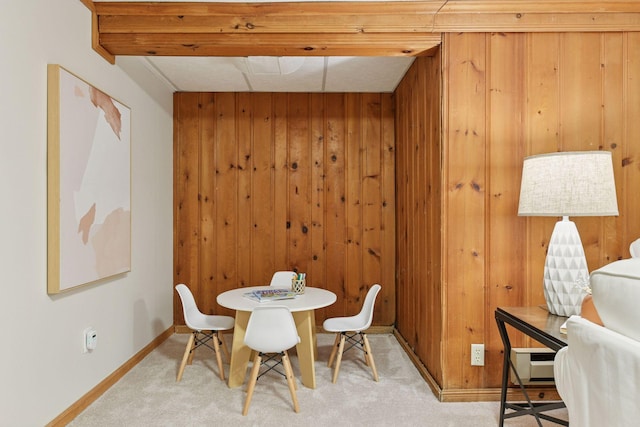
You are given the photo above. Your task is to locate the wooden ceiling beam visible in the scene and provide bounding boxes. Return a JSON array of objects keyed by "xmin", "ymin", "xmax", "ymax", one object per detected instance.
[
  {"xmin": 99, "ymin": 32, "xmax": 443, "ymax": 57},
  {"xmin": 98, "ymin": 14, "xmax": 433, "ymax": 35},
  {"xmin": 84, "ymin": 1, "xmax": 640, "ymax": 62},
  {"xmin": 437, "ymin": 0, "xmax": 640, "ymax": 32},
  {"xmin": 88, "ymin": 1, "xmax": 445, "ymax": 59}
]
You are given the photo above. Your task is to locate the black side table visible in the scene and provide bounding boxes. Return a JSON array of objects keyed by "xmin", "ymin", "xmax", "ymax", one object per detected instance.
[{"xmin": 495, "ymin": 306, "xmax": 569, "ymax": 426}]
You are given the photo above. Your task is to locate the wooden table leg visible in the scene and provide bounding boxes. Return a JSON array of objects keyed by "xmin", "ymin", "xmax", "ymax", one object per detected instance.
[
  {"xmin": 311, "ymin": 312, "xmax": 318, "ymax": 360},
  {"xmin": 292, "ymin": 310, "xmax": 316, "ymax": 389},
  {"xmin": 228, "ymin": 310, "xmax": 251, "ymax": 388}
]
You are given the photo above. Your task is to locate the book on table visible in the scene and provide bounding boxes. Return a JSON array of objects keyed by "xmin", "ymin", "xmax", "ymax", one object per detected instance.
[{"xmin": 243, "ymin": 288, "xmax": 298, "ymax": 302}]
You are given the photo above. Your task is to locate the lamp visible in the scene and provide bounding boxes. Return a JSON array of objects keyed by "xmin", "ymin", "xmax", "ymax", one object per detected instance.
[{"xmin": 518, "ymin": 151, "xmax": 618, "ymax": 316}]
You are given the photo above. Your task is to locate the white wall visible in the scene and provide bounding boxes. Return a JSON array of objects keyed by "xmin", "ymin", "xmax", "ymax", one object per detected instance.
[{"xmin": 0, "ymin": 1, "xmax": 174, "ymax": 425}]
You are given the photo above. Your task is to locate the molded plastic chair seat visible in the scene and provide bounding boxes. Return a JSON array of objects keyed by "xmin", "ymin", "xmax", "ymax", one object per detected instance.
[
  {"xmin": 323, "ymin": 284, "xmax": 381, "ymax": 383},
  {"xmin": 270, "ymin": 271, "xmax": 297, "ymax": 287},
  {"xmin": 175, "ymin": 284, "xmax": 235, "ymax": 382},
  {"xmin": 242, "ymin": 305, "xmax": 301, "ymax": 416}
]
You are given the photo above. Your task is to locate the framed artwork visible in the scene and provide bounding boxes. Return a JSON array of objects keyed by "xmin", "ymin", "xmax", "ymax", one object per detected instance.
[{"xmin": 47, "ymin": 64, "xmax": 131, "ymax": 294}]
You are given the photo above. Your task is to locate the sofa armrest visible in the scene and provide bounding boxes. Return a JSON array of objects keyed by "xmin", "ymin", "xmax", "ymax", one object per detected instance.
[
  {"xmin": 554, "ymin": 316, "xmax": 640, "ymax": 427},
  {"xmin": 590, "ymin": 258, "xmax": 640, "ymax": 341}
]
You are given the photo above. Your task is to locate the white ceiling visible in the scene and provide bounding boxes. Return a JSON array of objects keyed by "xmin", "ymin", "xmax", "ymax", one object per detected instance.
[
  {"xmin": 101, "ymin": 0, "xmax": 416, "ymax": 93},
  {"xmin": 135, "ymin": 56, "xmax": 415, "ymax": 93}
]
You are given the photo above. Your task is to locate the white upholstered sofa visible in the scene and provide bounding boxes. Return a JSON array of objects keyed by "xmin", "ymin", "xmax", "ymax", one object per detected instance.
[{"xmin": 554, "ymin": 258, "xmax": 640, "ymax": 427}]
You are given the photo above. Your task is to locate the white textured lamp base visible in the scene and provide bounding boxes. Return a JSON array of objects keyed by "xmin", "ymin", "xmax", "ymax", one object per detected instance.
[{"xmin": 543, "ymin": 218, "xmax": 589, "ymax": 317}]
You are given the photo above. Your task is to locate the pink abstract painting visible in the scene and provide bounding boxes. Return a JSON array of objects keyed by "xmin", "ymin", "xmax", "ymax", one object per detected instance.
[{"xmin": 48, "ymin": 65, "xmax": 131, "ymax": 293}]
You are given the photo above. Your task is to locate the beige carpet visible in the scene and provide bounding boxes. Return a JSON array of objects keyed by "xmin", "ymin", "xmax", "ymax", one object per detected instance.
[{"xmin": 68, "ymin": 333, "xmax": 567, "ymax": 426}]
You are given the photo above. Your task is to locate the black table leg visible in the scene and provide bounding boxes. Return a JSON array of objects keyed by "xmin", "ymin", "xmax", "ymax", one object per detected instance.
[
  {"xmin": 496, "ymin": 315, "xmax": 511, "ymax": 427},
  {"xmin": 495, "ymin": 310, "xmax": 569, "ymax": 426}
]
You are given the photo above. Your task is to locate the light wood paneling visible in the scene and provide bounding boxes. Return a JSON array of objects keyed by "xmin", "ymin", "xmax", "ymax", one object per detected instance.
[
  {"xmin": 173, "ymin": 92, "xmax": 202, "ymax": 322},
  {"xmin": 324, "ymin": 94, "xmax": 348, "ymax": 320},
  {"xmin": 485, "ymin": 32, "xmax": 527, "ymax": 387},
  {"xmin": 173, "ymin": 93, "xmax": 396, "ymax": 327},
  {"xmin": 624, "ymin": 33, "xmax": 640, "ymax": 243},
  {"xmin": 394, "ymin": 54, "xmax": 443, "ymax": 387},
  {"xmin": 443, "ymin": 32, "xmax": 489, "ymax": 391},
  {"xmin": 438, "ymin": 31, "xmax": 640, "ymax": 396}
]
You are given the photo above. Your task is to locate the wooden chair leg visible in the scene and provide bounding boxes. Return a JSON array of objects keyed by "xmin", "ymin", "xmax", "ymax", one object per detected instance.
[
  {"xmin": 362, "ymin": 333, "xmax": 379, "ymax": 382},
  {"xmin": 187, "ymin": 333, "xmax": 198, "ymax": 365},
  {"xmin": 332, "ymin": 333, "xmax": 346, "ymax": 383},
  {"xmin": 177, "ymin": 333, "xmax": 195, "ymax": 382},
  {"xmin": 327, "ymin": 333, "xmax": 341, "ymax": 367},
  {"xmin": 243, "ymin": 353, "xmax": 262, "ymax": 416},
  {"xmin": 360, "ymin": 333, "xmax": 370, "ymax": 365},
  {"xmin": 282, "ymin": 351, "xmax": 300, "ymax": 413},
  {"xmin": 212, "ymin": 332, "xmax": 225, "ymax": 381}
]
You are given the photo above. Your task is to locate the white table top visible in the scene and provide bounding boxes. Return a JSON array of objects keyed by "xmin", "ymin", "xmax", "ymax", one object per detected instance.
[{"xmin": 217, "ymin": 286, "xmax": 336, "ymax": 312}]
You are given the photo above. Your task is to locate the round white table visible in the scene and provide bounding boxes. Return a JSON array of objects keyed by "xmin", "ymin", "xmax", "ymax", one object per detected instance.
[{"xmin": 217, "ymin": 286, "xmax": 336, "ymax": 389}]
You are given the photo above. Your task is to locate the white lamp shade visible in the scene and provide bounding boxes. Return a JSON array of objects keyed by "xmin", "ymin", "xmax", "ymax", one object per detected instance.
[
  {"xmin": 518, "ymin": 151, "xmax": 619, "ymax": 316},
  {"xmin": 518, "ymin": 151, "xmax": 619, "ymax": 217}
]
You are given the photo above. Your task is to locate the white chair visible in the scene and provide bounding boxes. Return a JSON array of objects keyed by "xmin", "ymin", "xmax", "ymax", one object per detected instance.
[
  {"xmin": 270, "ymin": 270, "xmax": 297, "ymax": 287},
  {"xmin": 242, "ymin": 305, "xmax": 301, "ymax": 416},
  {"xmin": 630, "ymin": 238, "xmax": 640, "ymax": 257},
  {"xmin": 175, "ymin": 284, "xmax": 235, "ymax": 382},
  {"xmin": 323, "ymin": 284, "xmax": 381, "ymax": 383}
]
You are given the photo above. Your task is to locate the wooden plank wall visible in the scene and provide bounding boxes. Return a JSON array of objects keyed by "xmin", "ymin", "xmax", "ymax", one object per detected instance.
[
  {"xmin": 438, "ymin": 31, "xmax": 640, "ymax": 397},
  {"xmin": 394, "ymin": 54, "xmax": 443, "ymax": 387},
  {"xmin": 173, "ymin": 30, "xmax": 640, "ymax": 398},
  {"xmin": 173, "ymin": 93, "xmax": 396, "ymax": 327}
]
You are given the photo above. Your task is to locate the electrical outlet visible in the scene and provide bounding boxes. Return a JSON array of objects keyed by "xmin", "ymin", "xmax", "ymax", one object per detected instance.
[
  {"xmin": 83, "ymin": 327, "xmax": 97, "ymax": 353},
  {"xmin": 471, "ymin": 343, "xmax": 485, "ymax": 366}
]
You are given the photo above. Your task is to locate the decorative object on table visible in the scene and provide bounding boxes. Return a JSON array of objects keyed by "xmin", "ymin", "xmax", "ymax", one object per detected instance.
[
  {"xmin": 291, "ymin": 272, "xmax": 306, "ymax": 294},
  {"xmin": 175, "ymin": 284, "xmax": 235, "ymax": 382},
  {"xmin": 47, "ymin": 64, "xmax": 131, "ymax": 294},
  {"xmin": 518, "ymin": 151, "xmax": 618, "ymax": 316},
  {"xmin": 243, "ymin": 288, "xmax": 298, "ymax": 302},
  {"xmin": 323, "ymin": 283, "xmax": 381, "ymax": 383},
  {"xmin": 242, "ymin": 305, "xmax": 301, "ymax": 415}
]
